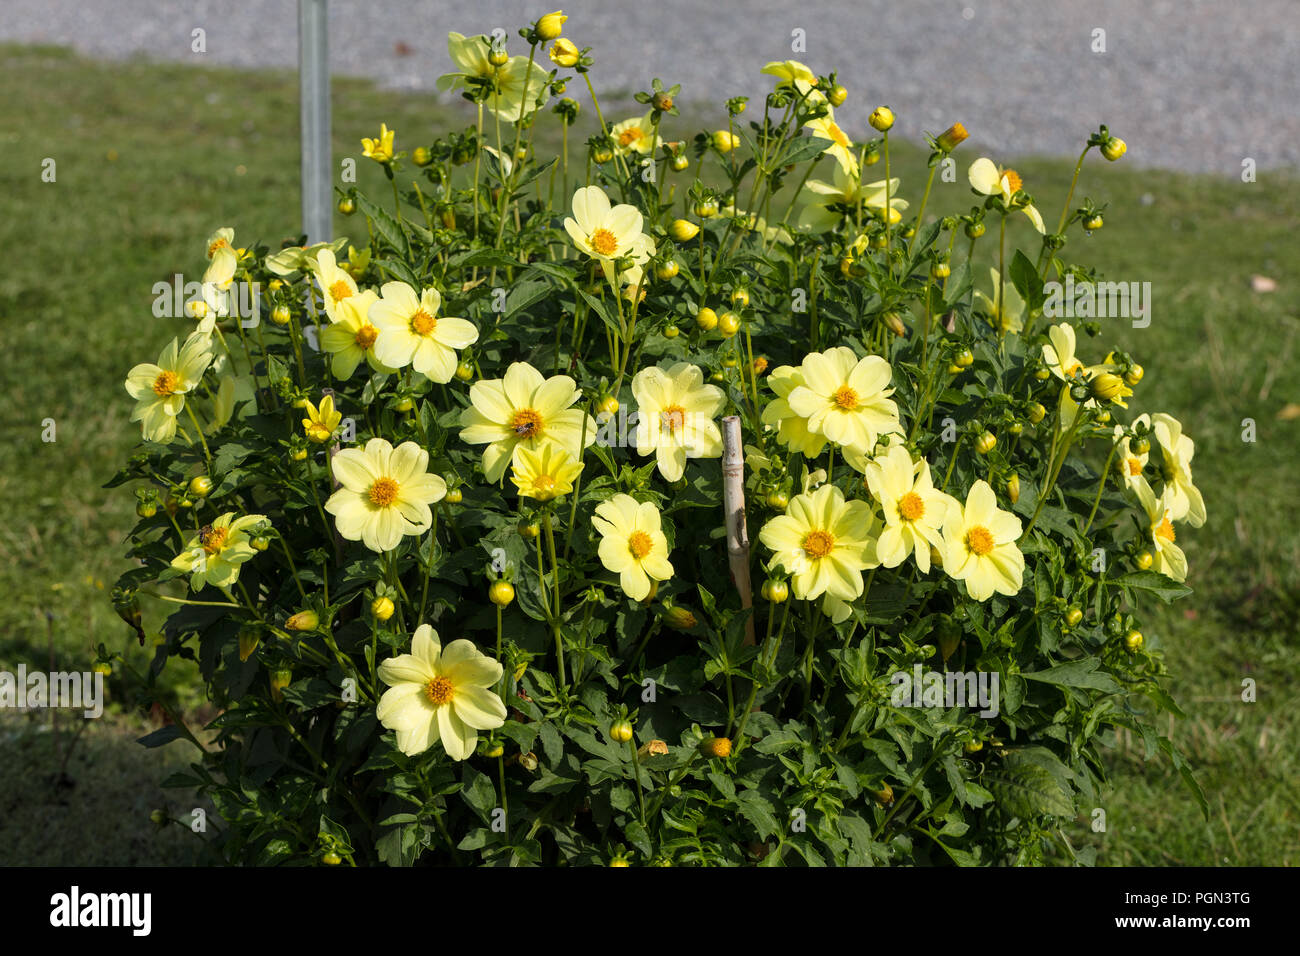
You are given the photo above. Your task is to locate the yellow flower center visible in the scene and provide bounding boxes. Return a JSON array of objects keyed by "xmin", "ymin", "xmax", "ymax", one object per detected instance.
[
  {"xmin": 354, "ymin": 323, "xmax": 379, "ymax": 350},
  {"xmin": 590, "ymin": 228, "xmax": 620, "ymax": 256},
  {"xmin": 1002, "ymin": 169, "xmax": 1023, "ymax": 194},
  {"xmin": 1064, "ymin": 359, "xmax": 1083, "ymax": 377},
  {"xmin": 207, "ymin": 237, "xmax": 230, "ymax": 258},
  {"xmin": 368, "ymin": 477, "xmax": 400, "ymax": 507},
  {"xmin": 1127, "ymin": 457, "xmax": 1143, "ymax": 476},
  {"xmin": 199, "ymin": 526, "xmax": 228, "ymax": 555},
  {"xmin": 628, "ymin": 530, "xmax": 654, "ymax": 560},
  {"xmin": 832, "ymin": 385, "xmax": 860, "ymax": 410},
  {"xmin": 802, "ymin": 529, "xmax": 835, "ymax": 559},
  {"xmin": 618, "ymin": 128, "xmax": 643, "ymax": 148},
  {"xmin": 306, "ymin": 423, "xmax": 332, "ymax": 443},
  {"xmin": 425, "ymin": 675, "xmax": 455, "ymax": 706},
  {"xmin": 660, "ymin": 404, "xmax": 686, "ymax": 433},
  {"xmin": 827, "ymin": 122, "xmax": 851, "ymax": 149},
  {"xmin": 510, "ymin": 408, "xmax": 544, "ymax": 439},
  {"xmin": 1156, "ymin": 515, "xmax": 1176, "ymax": 542},
  {"xmin": 410, "ymin": 309, "xmax": 437, "ymax": 336},
  {"xmin": 152, "ymin": 370, "xmax": 180, "ymax": 396},
  {"xmin": 965, "ymin": 525, "xmax": 995, "ymax": 557},
  {"xmin": 329, "ymin": 280, "xmax": 353, "ymax": 302},
  {"xmin": 533, "ymin": 475, "xmax": 556, "ymax": 494},
  {"xmin": 898, "ymin": 492, "xmax": 925, "ymax": 522}
]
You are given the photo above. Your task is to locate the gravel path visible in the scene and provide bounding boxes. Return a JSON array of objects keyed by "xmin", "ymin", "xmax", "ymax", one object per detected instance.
[{"xmin": 4, "ymin": 0, "xmax": 1298, "ymax": 173}]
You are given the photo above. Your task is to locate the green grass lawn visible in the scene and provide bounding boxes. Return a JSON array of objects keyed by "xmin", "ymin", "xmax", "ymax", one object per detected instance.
[{"xmin": 1, "ymin": 44, "xmax": 1296, "ymax": 865}]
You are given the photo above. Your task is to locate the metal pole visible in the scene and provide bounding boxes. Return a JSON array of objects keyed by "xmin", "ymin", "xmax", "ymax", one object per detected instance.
[{"xmin": 299, "ymin": 0, "xmax": 331, "ymax": 243}]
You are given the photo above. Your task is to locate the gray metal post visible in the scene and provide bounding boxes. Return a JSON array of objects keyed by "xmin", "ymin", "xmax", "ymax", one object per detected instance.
[{"xmin": 299, "ymin": 0, "xmax": 332, "ymax": 243}]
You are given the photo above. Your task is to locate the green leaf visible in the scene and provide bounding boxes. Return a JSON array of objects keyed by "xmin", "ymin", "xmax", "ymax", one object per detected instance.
[
  {"xmin": 1111, "ymin": 570, "xmax": 1194, "ymax": 604},
  {"xmin": 735, "ymin": 789, "xmax": 781, "ymax": 840},
  {"xmin": 1022, "ymin": 659, "xmax": 1120, "ymax": 693},
  {"xmin": 355, "ymin": 192, "xmax": 410, "ymax": 259},
  {"xmin": 136, "ymin": 726, "xmax": 184, "ymax": 748}
]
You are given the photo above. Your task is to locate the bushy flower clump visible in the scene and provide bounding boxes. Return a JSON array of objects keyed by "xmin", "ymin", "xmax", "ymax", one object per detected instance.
[{"xmin": 109, "ymin": 11, "xmax": 1202, "ymax": 866}]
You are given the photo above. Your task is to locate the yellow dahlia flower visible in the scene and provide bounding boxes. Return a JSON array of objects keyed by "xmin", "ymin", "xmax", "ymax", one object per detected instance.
[
  {"xmin": 325, "ymin": 439, "xmax": 447, "ymax": 553},
  {"xmin": 320, "ymin": 289, "xmax": 397, "ymax": 379},
  {"xmin": 312, "ymin": 248, "xmax": 359, "ymax": 321},
  {"xmin": 940, "ymin": 480, "xmax": 1024, "ymax": 601},
  {"xmin": 549, "ymin": 37, "xmax": 580, "ymax": 68},
  {"xmin": 804, "ymin": 106, "xmax": 858, "ymax": 179},
  {"xmin": 459, "ymin": 362, "xmax": 597, "ymax": 483},
  {"xmin": 797, "ymin": 166, "xmax": 907, "ymax": 234},
  {"xmin": 592, "ymin": 494, "xmax": 674, "ymax": 601},
  {"xmin": 302, "ymin": 394, "xmax": 342, "ymax": 444},
  {"xmin": 761, "ymin": 59, "xmax": 818, "ymax": 91},
  {"xmin": 1150, "ymin": 413, "xmax": 1206, "ymax": 527},
  {"xmin": 610, "ymin": 112, "xmax": 660, "ymax": 156},
  {"xmin": 1135, "ymin": 482, "xmax": 1188, "ymax": 582},
  {"xmin": 631, "ymin": 363, "xmax": 726, "ymax": 482},
  {"xmin": 203, "ymin": 227, "xmax": 238, "ymax": 290},
  {"xmin": 368, "ymin": 281, "xmax": 479, "ymax": 382},
  {"xmin": 124, "ymin": 331, "xmax": 213, "ymax": 443},
  {"xmin": 762, "ymin": 365, "xmax": 827, "ymax": 457},
  {"xmin": 361, "ymin": 123, "xmax": 395, "ymax": 164},
  {"xmin": 438, "ymin": 33, "xmax": 550, "ymax": 123},
  {"xmin": 563, "ymin": 185, "xmax": 646, "ymax": 285},
  {"xmin": 1113, "ymin": 416, "xmax": 1152, "ymax": 498},
  {"xmin": 968, "ymin": 157, "xmax": 1045, "ymax": 233},
  {"xmin": 510, "ymin": 442, "xmax": 583, "ymax": 502},
  {"xmin": 975, "ymin": 267, "xmax": 1027, "ymax": 334},
  {"xmin": 170, "ymin": 512, "xmax": 269, "ymax": 591},
  {"xmin": 265, "ymin": 237, "xmax": 348, "ymax": 278},
  {"xmin": 759, "ymin": 483, "xmax": 879, "ymax": 602},
  {"xmin": 786, "ymin": 347, "xmax": 901, "ymax": 454},
  {"xmin": 377, "ymin": 624, "xmax": 507, "ymax": 759},
  {"xmin": 862, "ymin": 444, "xmax": 955, "ymax": 574}
]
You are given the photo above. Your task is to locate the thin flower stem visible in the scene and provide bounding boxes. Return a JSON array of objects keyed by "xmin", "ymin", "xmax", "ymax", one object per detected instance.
[{"xmin": 1083, "ymin": 436, "xmax": 1121, "ymax": 535}]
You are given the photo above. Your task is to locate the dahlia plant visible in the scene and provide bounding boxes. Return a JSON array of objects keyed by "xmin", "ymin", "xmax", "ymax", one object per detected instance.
[{"xmin": 108, "ymin": 11, "xmax": 1205, "ymax": 866}]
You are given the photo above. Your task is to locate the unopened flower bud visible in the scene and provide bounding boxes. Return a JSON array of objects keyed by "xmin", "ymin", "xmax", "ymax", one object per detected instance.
[
  {"xmin": 869, "ymin": 106, "xmax": 895, "ymax": 131},
  {"xmin": 536, "ymin": 10, "xmax": 567, "ymax": 41},
  {"xmin": 700, "ymin": 736, "xmax": 732, "ymax": 758},
  {"xmin": 286, "ymin": 610, "xmax": 319, "ymax": 631},
  {"xmin": 668, "ymin": 218, "xmax": 699, "ymax": 242},
  {"xmin": 936, "ymin": 122, "xmax": 969, "ymax": 152},
  {"xmin": 371, "ymin": 596, "xmax": 395, "ymax": 621}
]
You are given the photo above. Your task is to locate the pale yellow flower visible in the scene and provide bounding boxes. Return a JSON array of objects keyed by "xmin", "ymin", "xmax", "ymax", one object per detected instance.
[
  {"xmin": 1135, "ymin": 482, "xmax": 1188, "ymax": 582},
  {"xmin": 862, "ymin": 444, "xmax": 955, "ymax": 574},
  {"xmin": 563, "ymin": 185, "xmax": 646, "ymax": 285},
  {"xmin": 761, "ymin": 365, "xmax": 827, "ymax": 457},
  {"xmin": 632, "ymin": 363, "xmax": 726, "ymax": 481},
  {"xmin": 203, "ymin": 227, "xmax": 238, "ymax": 290},
  {"xmin": 804, "ymin": 106, "xmax": 858, "ymax": 178},
  {"xmin": 610, "ymin": 112, "xmax": 661, "ymax": 156},
  {"xmin": 459, "ymin": 362, "xmax": 597, "ymax": 483},
  {"xmin": 326, "ymin": 439, "xmax": 447, "ymax": 553},
  {"xmin": 377, "ymin": 624, "xmax": 506, "ymax": 759},
  {"xmin": 320, "ymin": 289, "xmax": 396, "ymax": 379},
  {"xmin": 975, "ymin": 268, "xmax": 1027, "ymax": 334},
  {"xmin": 369, "ymin": 281, "xmax": 479, "ymax": 382},
  {"xmin": 758, "ymin": 483, "xmax": 879, "ymax": 602},
  {"xmin": 312, "ymin": 248, "xmax": 359, "ymax": 321},
  {"xmin": 968, "ymin": 157, "xmax": 1045, "ymax": 233},
  {"xmin": 438, "ymin": 33, "xmax": 550, "ymax": 123},
  {"xmin": 940, "ymin": 480, "xmax": 1024, "ymax": 601},
  {"xmin": 170, "ymin": 513, "xmax": 269, "ymax": 592},
  {"xmin": 785, "ymin": 347, "xmax": 901, "ymax": 454},
  {"xmin": 797, "ymin": 165, "xmax": 906, "ymax": 233},
  {"xmin": 124, "ymin": 332, "xmax": 213, "ymax": 443},
  {"xmin": 1113, "ymin": 415, "xmax": 1152, "ymax": 498},
  {"xmin": 1150, "ymin": 413, "xmax": 1206, "ymax": 527},
  {"xmin": 592, "ymin": 494, "xmax": 674, "ymax": 601}
]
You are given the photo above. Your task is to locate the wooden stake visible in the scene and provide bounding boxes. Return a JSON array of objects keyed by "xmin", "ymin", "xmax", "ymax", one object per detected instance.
[{"xmin": 721, "ymin": 416, "xmax": 757, "ymax": 646}]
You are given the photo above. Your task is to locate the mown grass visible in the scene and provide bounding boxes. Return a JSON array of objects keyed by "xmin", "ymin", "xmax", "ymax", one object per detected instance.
[{"xmin": 0, "ymin": 44, "xmax": 1295, "ymax": 865}]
